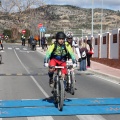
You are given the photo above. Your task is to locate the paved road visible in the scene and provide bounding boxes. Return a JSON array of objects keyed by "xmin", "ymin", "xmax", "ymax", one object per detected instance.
[{"xmin": 0, "ymin": 43, "xmax": 120, "ymax": 120}]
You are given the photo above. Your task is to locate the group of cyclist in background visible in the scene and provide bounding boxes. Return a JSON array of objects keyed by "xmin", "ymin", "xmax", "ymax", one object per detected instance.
[{"xmin": 21, "ymin": 34, "xmax": 49, "ymax": 52}]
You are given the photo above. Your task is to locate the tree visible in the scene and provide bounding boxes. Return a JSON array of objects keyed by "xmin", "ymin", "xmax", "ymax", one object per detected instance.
[
  {"xmin": 0, "ymin": 0, "xmax": 46, "ymax": 39},
  {"xmin": 3, "ymin": 29, "xmax": 12, "ymax": 38}
]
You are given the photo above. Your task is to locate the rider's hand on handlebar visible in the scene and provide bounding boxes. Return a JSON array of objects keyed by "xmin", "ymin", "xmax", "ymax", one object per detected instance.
[
  {"xmin": 73, "ymin": 63, "xmax": 77, "ymax": 68},
  {"xmin": 44, "ymin": 63, "xmax": 49, "ymax": 67}
]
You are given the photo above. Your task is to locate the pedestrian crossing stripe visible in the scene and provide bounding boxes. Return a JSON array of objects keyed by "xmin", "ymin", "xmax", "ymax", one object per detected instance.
[
  {"xmin": 15, "ymin": 48, "xmax": 20, "ymax": 50},
  {"xmin": 8, "ymin": 47, "xmax": 12, "ymax": 50},
  {"xmin": 23, "ymin": 48, "xmax": 27, "ymax": 50}
]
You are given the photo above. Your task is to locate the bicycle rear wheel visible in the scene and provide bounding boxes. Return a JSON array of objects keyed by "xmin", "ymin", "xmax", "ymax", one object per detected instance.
[
  {"xmin": 70, "ymin": 71, "xmax": 75, "ymax": 95},
  {"xmin": 58, "ymin": 79, "xmax": 64, "ymax": 111}
]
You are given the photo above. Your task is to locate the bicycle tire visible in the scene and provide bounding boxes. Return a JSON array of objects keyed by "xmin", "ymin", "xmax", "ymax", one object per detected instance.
[
  {"xmin": 70, "ymin": 71, "xmax": 75, "ymax": 95},
  {"xmin": 0, "ymin": 54, "xmax": 2, "ymax": 64},
  {"xmin": 53, "ymin": 76, "xmax": 59, "ymax": 104},
  {"xmin": 58, "ymin": 78, "xmax": 64, "ymax": 111}
]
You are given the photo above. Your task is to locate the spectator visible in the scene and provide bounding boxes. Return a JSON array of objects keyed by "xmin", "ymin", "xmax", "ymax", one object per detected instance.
[
  {"xmin": 44, "ymin": 37, "xmax": 48, "ymax": 50},
  {"xmin": 21, "ymin": 35, "xmax": 26, "ymax": 46},
  {"xmin": 79, "ymin": 40, "xmax": 88, "ymax": 71},
  {"xmin": 41, "ymin": 37, "xmax": 45, "ymax": 50},
  {"xmin": 87, "ymin": 40, "xmax": 94, "ymax": 68}
]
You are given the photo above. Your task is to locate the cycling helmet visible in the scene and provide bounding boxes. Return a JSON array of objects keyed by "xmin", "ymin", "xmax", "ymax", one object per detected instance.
[
  {"xmin": 56, "ymin": 31, "xmax": 66, "ymax": 40},
  {"xmin": 66, "ymin": 31, "xmax": 73, "ymax": 39},
  {"xmin": 66, "ymin": 34, "xmax": 73, "ymax": 39}
]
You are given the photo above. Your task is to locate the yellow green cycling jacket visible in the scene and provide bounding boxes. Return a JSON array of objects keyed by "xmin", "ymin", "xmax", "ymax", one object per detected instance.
[{"xmin": 44, "ymin": 42, "xmax": 76, "ymax": 63}]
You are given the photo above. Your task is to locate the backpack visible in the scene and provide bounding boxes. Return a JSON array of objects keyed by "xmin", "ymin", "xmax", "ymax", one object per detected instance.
[
  {"xmin": 50, "ymin": 42, "xmax": 68, "ymax": 60},
  {"xmin": 80, "ymin": 47, "xmax": 88, "ymax": 59}
]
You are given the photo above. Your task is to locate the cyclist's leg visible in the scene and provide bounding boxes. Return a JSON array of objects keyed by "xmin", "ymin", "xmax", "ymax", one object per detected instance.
[{"xmin": 48, "ymin": 59, "xmax": 57, "ymax": 87}]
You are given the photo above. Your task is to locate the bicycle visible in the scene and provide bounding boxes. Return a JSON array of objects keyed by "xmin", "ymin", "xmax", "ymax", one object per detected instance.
[
  {"xmin": 66, "ymin": 60, "xmax": 76, "ymax": 95},
  {"xmin": 51, "ymin": 66, "xmax": 65, "ymax": 111}
]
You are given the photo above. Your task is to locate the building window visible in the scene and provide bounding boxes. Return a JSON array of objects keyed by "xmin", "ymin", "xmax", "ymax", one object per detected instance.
[
  {"xmin": 103, "ymin": 36, "xmax": 106, "ymax": 44},
  {"xmin": 95, "ymin": 38, "xmax": 98, "ymax": 45},
  {"xmin": 113, "ymin": 34, "xmax": 117, "ymax": 43}
]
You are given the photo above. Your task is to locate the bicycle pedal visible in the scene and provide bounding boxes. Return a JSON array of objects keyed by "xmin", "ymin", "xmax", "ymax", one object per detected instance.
[{"xmin": 51, "ymin": 90, "xmax": 54, "ymax": 94}]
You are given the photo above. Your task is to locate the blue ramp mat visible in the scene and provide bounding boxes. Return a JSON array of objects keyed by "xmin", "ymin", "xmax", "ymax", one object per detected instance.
[
  {"xmin": 0, "ymin": 98, "xmax": 120, "ymax": 108},
  {"xmin": 0, "ymin": 105, "xmax": 120, "ymax": 117}
]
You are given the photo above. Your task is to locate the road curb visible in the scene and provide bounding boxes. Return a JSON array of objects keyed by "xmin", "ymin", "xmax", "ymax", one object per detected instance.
[{"xmin": 87, "ymin": 68, "xmax": 120, "ymax": 84}]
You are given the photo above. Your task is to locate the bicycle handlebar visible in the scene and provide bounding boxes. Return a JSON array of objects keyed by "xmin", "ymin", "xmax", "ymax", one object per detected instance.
[{"xmin": 54, "ymin": 66, "xmax": 64, "ymax": 69}]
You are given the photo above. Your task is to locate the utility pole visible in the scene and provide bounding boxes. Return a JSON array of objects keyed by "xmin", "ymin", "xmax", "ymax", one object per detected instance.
[
  {"xmin": 91, "ymin": 0, "xmax": 94, "ymax": 37},
  {"xmin": 101, "ymin": 0, "xmax": 103, "ymax": 37}
]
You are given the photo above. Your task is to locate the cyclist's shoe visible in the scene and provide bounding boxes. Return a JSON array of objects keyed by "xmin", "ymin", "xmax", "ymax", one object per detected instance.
[
  {"xmin": 65, "ymin": 83, "xmax": 69, "ymax": 91},
  {"xmin": 49, "ymin": 78, "xmax": 54, "ymax": 88},
  {"xmin": 65, "ymin": 87, "xmax": 69, "ymax": 91}
]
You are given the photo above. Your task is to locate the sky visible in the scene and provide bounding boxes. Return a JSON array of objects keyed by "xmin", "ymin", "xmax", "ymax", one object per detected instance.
[{"xmin": 45, "ymin": 0, "xmax": 120, "ymax": 11}]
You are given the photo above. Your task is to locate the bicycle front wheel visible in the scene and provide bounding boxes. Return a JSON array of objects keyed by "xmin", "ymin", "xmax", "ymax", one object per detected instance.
[
  {"xmin": 0, "ymin": 54, "xmax": 2, "ymax": 64},
  {"xmin": 58, "ymin": 79, "xmax": 64, "ymax": 111},
  {"xmin": 70, "ymin": 71, "xmax": 75, "ymax": 95}
]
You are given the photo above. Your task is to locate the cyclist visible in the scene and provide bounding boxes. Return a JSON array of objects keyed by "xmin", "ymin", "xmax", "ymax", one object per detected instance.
[
  {"xmin": 66, "ymin": 33, "xmax": 82, "ymax": 62},
  {"xmin": 44, "ymin": 31, "xmax": 77, "ymax": 87}
]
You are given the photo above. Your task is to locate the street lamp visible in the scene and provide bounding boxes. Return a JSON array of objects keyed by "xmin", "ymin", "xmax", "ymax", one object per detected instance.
[
  {"xmin": 91, "ymin": 0, "xmax": 94, "ymax": 37},
  {"xmin": 101, "ymin": 0, "xmax": 103, "ymax": 37}
]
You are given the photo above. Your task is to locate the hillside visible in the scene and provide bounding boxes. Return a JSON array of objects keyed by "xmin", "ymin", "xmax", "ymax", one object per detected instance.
[{"xmin": 0, "ymin": 5, "xmax": 120, "ymax": 35}]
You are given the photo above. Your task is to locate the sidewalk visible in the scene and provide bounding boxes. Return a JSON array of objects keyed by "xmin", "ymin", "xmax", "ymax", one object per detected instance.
[
  {"xmin": 36, "ymin": 46, "xmax": 120, "ymax": 83},
  {"xmin": 88, "ymin": 60, "xmax": 120, "ymax": 82}
]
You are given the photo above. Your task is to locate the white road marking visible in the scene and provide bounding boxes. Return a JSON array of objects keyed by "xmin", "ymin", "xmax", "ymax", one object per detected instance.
[
  {"xmin": 14, "ymin": 49, "xmax": 53, "ymax": 120},
  {"xmin": 8, "ymin": 47, "xmax": 12, "ymax": 50},
  {"xmin": 19, "ymin": 50, "xmax": 34, "ymax": 53},
  {"xmin": 77, "ymin": 115, "xmax": 106, "ymax": 120},
  {"xmin": 0, "ymin": 51, "xmax": 4, "ymax": 52},
  {"xmin": 15, "ymin": 48, "xmax": 20, "ymax": 50},
  {"xmin": 23, "ymin": 48, "xmax": 27, "ymax": 50}
]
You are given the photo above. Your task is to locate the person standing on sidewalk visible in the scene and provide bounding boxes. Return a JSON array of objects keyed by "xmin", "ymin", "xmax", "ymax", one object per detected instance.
[
  {"xmin": 86, "ymin": 39, "xmax": 94, "ymax": 68},
  {"xmin": 41, "ymin": 37, "xmax": 45, "ymax": 50},
  {"xmin": 44, "ymin": 37, "xmax": 48, "ymax": 50},
  {"xmin": 79, "ymin": 39, "xmax": 88, "ymax": 71}
]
